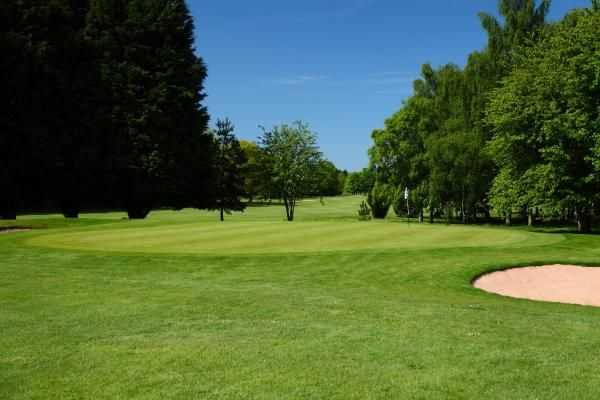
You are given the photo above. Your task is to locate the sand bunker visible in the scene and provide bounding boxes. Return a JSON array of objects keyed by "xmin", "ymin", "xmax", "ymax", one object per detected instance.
[{"xmin": 475, "ymin": 264, "xmax": 600, "ymax": 307}]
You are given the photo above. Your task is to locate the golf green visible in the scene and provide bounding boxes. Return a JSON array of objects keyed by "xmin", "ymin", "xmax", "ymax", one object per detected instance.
[{"xmin": 27, "ymin": 220, "xmax": 561, "ymax": 255}]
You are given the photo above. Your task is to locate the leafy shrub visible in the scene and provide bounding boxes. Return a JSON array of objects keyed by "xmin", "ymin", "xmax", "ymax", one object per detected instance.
[
  {"xmin": 357, "ymin": 200, "xmax": 372, "ymax": 221},
  {"xmin": 367, "ymin": 183, "xmax": 392, "ymax": 219}
]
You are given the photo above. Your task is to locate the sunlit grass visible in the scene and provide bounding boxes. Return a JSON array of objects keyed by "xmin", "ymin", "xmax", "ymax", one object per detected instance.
[{"xmin": 2, "ymin": 196, "xmax": 600, "ymax": 399}]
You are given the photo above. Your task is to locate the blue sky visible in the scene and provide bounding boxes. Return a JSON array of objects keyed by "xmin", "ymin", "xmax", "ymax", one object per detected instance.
[{"xmin": 192, "ymin": 0, "xmax": 590, "ymax": 171}]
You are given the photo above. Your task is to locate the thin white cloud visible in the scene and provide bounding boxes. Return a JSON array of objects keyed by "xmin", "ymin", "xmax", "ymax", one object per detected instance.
[
  {"xmin": 272, "ymin": 75, "xmax": 326, "ymax": 86},
  {"xmin": 289, "ymin": 0, "xmax": 377, "ymax": 21},
  {"xmin": 367, "ymin": 77, "xmax": 415, "ymax": 85},
  {"xmin": 364, "ymin": 71, "xmax": 416, "ymax": 85},
  {"xmin": 328, "ymin": 0, "xmax": 377, "ymax": 18},
  {"xmin": 268, "ymin": 70, "xmax": 415, "ymax": 87}
]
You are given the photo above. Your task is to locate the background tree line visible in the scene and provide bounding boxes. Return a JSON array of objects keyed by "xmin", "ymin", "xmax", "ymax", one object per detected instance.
[
  {"xmin": 367, "ymin": 0, "xmax": 600, "ymax": 232},
  {"xmin": 1, "ymin": 1, "xmax": 346, "ymax": 221}
]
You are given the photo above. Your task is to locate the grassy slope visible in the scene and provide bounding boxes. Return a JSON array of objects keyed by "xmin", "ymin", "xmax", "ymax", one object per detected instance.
[{"xmin": 2, "ymin": 196, "xmax": 600, "ymax": 399}]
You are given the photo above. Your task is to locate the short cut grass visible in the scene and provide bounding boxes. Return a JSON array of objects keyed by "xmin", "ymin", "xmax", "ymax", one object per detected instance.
[{"xmin": 2, "ymin": 196, "xmax": 600, "ymax": 399}]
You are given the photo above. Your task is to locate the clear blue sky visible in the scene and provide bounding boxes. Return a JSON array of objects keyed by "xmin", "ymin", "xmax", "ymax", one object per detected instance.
[{"xmin": 191, "ymin": 0, "xmax": 590, "ymax": 171}]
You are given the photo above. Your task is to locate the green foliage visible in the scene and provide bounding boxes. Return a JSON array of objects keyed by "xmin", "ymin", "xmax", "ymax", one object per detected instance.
[
  {"xmin": 367, "ymin": 183, "xmax": 392, "ymax": 219},
  {"xmin": 486, "ymin": 9, "xmax": 600, "ymax": 231},
  {"xmin": 259, "ymin": 121, "xmax": 323, "ymax": 221},
  {"xmin": 478, "ymin": 0, "xmax": 550, "ymax": 66},
  {"xmin": 314, "ymin": 160, "xmax": 345, "ymax": 197},
  {"xmin": 239, "ymin": 140, "xmax": 266, "ymax": 203},
  {"xmin": 344, "ymin": 168, "xmax": 375, "ymax": 195},
  {"xmin": 488, "ymin": 167, "xmax": 522, "ymax": 223},
  {"xmin": 368, "ymin": 0, "xmax": 554, "ymax": 225},
  {"xmin": 337, "ymin": 170, "xmax": 348, "ymax": 196},
  {"xmin": 357, "ymin": 200, "xmax": 372, "ymax": 221}
]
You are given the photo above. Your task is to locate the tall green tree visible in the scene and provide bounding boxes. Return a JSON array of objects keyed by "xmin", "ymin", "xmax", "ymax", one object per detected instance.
[
  {"xmin": 86, "ymin": 0, "xmax": 212, "ymax": 219},
  {"xmin": 487, "ymin": 8, "xmax": 600, "ymax": 232},
  {"xmin": 239, "ymin": 140, "xmax": 271, "ymax": 203},
  {"xmin": 214, "ymin": 119, "xmax": 246, "ymax": 221},
  {"xmin": 367, "ymin": 0, "xmax": 553, "ymax": 225},
  {"xmin": 259, "ymin": 121, "xmax": 322, "ymax": 221}
]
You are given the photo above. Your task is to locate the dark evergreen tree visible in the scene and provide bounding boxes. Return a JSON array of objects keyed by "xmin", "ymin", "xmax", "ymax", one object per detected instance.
[
  {"xmin": 1, "ymin": 0, "xmax": 97, "ymax": 219},
  {"xmin": 213, "ymin": 119, "xmax": 247, "ymax": 221},
  {"xmin": 0, "ymin": 0, "xmax": 31, "ymax": 219},
  {"xmin": 86, "ymin": 0, "xmax": 213, "ymax": 219}
]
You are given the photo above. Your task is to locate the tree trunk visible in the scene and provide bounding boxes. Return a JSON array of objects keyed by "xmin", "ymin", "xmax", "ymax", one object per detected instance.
[
  {"xmin": 1, "ymin": 210, "xmax": 17, "ymax": 220},
  {"xmin": 461, "ymin": 191, "xmax": 466, "ymax": 224},
  {"xmin": 62, "ymin": 209, "xmax": 79, "ymax": 219},
  {"xmin": 418, "ymin": 209, "xmax": 424, "ymax": 223},
  {"xmin": 2, "ymin": 184, "xmax": 18, "ymax": 220},
  {"xmin": 61, "ymin": 197, "xmax": 80, "ymax": 219},
  {"xmin": 429, "ymin": 208, "xmax": 434, "ymax": 224},
  {"xmin": 284, "ymin": 197, "xmax": 294, "ymax": 221},
  {"xmin": 527, "ymin": 206, "xmax": 534, "ymax": 227},
  {"xmin": 127, "ymin": 207, "xmax": 151, "ymax": 219},
  {"xmin": 484, "ymin": 208, "xmax": 491, "ymax": 223},
  {"xmin": 60, "ymin": 168, "xmax": 81, "ymax": 219},
  {"xmin": 1, "ymin": 192, "xmax": 17, "ymax": 220},
  {"xmin": 505, "ymin": 212, "xmax": 512, "ymax": 226},
  {"xmin": 576, "ymin": 207, "xmax": 592, "ymax": 233},
  {"xmin": 220, "ymin": 207, "xmax": 224, "ymax": 221},
  {"xmin": 288, "ymin": 198, "xmax": 295, "ymax": 221}
]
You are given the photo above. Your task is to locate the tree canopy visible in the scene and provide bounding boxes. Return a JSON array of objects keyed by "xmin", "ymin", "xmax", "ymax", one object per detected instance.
[
  {"xmin": 367, "ymin": 0, "xmax": 600, "ymax": 231},
  {"xmin": 259, "ymin": 122, "xmax": 323, "ymax": 221},
  {"xmin": 487, "ymin": 7, "xmax": 600, "ymax": 231}
]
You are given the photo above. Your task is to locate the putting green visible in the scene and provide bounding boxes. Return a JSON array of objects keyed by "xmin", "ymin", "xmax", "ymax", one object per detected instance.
[{"xmin": 27, "ymin": 220, "xmax": 563, "ymax": 255}]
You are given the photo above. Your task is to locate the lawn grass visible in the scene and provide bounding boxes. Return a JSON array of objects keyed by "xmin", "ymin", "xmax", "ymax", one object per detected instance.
[{"xmin": 2, "ymin": 196, "xmax": 600, "ymax": 399}]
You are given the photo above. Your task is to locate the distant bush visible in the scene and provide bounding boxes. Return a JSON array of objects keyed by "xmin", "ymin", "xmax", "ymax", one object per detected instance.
[
  {"xmin": 357, "ymin": 200, "xmax": 372, "ymax": 221},
  {"xmin": 367, "ymin": 183, "xmax": 392, "ymax": 219}
]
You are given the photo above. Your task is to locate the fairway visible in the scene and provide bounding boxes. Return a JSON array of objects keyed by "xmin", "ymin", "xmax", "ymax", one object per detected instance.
[{"xmin": 3, "ymin": 197, "xmax": 600, "ymax": 399}]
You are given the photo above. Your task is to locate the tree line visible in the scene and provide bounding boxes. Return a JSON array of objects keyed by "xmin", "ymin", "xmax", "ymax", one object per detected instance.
[
  {"xmin": 1, "ymin": 1, "xmax": 346, "ymax": 221},
  {"xmin": 367, "ymin": 0, "xmax": 600, "ymax": 232}
]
